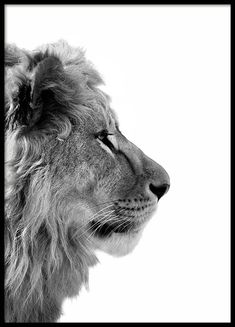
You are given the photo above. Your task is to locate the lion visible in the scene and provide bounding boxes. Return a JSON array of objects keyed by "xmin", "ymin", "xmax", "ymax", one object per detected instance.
[{"xmin": 5, "ymin": 40, "xmax": 170, "ymax": 322}]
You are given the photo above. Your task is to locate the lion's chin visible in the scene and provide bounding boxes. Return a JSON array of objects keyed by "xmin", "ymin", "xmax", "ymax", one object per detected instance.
[
  {"xmin": 92, "ymin": 228, "xmax": 144, "ymax": 257},
  {"xmin": 90, "ymin": 205, "xmax": 157, "ymax": 256}
]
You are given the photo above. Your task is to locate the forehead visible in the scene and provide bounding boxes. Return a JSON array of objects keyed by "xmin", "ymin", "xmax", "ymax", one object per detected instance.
[
  {"xmin": 100, "ymin": 106, "xmax": 118, "ymax": 130},
  {"xmin": 80, "ymin": 104, "xmax": 118, "ymax": 133}
]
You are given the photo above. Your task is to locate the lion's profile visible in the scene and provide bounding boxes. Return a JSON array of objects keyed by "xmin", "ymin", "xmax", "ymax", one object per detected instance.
[{"xmin": 5, "ymin": 40, "xmax": 170, "ymax": 322}]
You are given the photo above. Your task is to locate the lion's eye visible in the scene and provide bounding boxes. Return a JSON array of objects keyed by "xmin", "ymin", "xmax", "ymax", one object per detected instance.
[{"xmin": 96, "ymin": 130, "xmax": 115, "ymax": 152}]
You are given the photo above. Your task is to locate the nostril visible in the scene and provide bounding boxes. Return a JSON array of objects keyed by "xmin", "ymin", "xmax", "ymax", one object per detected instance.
[{"xmin": 149, "ymin": 183, "xmax": 170, "ymax": 200}]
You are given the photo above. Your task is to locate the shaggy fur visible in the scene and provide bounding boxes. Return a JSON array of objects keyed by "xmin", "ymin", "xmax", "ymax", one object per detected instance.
[
  {"xmin": 5, "ymin": 40, "xmax": 170, "ymax": 322},
  {"xmin": 5, "ymin": 41, "xmax": 103, "ymax": 322}
]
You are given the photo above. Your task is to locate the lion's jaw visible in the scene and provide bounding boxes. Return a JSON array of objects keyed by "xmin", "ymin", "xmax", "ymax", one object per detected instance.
[{"xmin": 85, "ymin": 199, "xmax": 158, "ymax": 257}]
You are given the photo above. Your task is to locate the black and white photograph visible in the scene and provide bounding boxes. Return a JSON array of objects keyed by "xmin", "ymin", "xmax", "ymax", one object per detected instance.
[{"xmin": 4, "ymin": 4, "xmax": 230, "ymax": 323}]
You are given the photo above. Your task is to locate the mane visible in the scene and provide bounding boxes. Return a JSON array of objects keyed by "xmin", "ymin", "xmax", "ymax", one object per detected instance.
[{"xmin": 4, "ymin": 40, "xmax": 113, "ymax": 322}]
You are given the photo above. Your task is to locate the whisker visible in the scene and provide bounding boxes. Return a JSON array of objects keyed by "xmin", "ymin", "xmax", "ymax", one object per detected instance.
[
  {"xmin": 73, "ymin": 207, "xmax": 127, "ymax": 243},
  {"xmin": 85, "ymin": 208, "xmax": 128, "ymax": 239},
  {"xmin": 70, "ymin": 209, "xmax": 116, "ymax": 242}
]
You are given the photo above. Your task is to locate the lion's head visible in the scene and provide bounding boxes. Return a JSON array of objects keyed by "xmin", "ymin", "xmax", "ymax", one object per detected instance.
[{"xmin": 5, "ymin": 40, "xmax": 170, "ymax": 322}]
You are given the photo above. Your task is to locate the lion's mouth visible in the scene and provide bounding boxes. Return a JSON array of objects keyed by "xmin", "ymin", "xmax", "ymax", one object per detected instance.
[
  {"xmin": 89, "ymin": 219, "xmax": 137, "ymax": 238},
  {"xmin": 89, "ymin": 201, "xmax": 157, "ymax": 238}
]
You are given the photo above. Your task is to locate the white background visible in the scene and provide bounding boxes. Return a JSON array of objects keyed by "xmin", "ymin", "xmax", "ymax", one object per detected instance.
[{"xmin": 5, "ymin": 5, "xmax": 230, "ymax": 323}]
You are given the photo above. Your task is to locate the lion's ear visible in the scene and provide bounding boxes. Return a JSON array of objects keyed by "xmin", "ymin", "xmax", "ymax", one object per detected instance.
[
  {"xmin": 5, "ymin": 71, "xmax": 34, "ymax": 131},
  {"xmin": 5, "ymin": 53, "xmax": 74, "ymax": 132}
]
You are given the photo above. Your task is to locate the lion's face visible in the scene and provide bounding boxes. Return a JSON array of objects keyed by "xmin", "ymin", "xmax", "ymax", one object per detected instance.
[
  {"xmin": 47, "ymin": 108, "xmax": 170, "ymax": 257},
  {"xmin": 5, "ymin": 41, "xmax": 170, "ymax": 258}
]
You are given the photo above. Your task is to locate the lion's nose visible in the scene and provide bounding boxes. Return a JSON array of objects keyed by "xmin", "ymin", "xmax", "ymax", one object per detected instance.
[{"xmin": 149, "ymin": 183, "xmax": 170, "ymax": 200}]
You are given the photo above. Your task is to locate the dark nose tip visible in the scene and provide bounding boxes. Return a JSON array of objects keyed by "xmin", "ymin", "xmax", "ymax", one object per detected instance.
[{"xmin": 149, "ymin": 183, "xmax": 170, "ymax": 200}]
